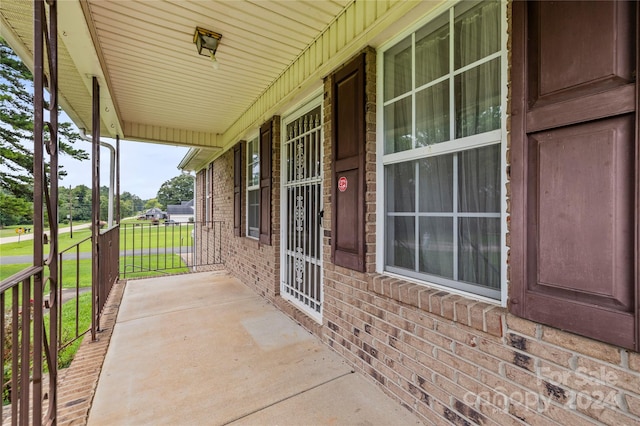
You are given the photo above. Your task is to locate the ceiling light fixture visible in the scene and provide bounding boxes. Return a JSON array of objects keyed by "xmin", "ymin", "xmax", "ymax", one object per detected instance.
[{"xmin": 194, "ymin": 27, "xmax": 222, "ymax": 68}]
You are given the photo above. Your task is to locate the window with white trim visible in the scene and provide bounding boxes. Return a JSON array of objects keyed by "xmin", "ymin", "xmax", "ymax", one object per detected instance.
[
  {"xmin": 382, "ymin": 0, "xmax": 503, "ymax": 299},
  {"xmin": 205, "ymin": 163, "xmax": 212, "ymax": 224},
  {"xmin": 246, "ymin": 136, "xmax": 259, "ymax": 238}
]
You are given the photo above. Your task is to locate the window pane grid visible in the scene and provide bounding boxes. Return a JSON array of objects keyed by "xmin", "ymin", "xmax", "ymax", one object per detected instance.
[
  {"xmin": 383, "ymin": 0, "xmax": 503, "ymax": 298},
  {"xmin": 452, "ymin": 152, "xmax": 458, "ymax": 281},
  {"xmin": 383, "ymin": 0, "xmax": 501, "ymax": 156},
  {"xmin": 246, "ymin": 136, "xmax": 259, "ymax": 238},
  {"xmin": 411, "ymin": 31, "xmax": 417, "ymax": 153},
  {"xmin": 205, "ymin": 165, "xmax": 211, "ymax": 223},
  {"xmin": 385, "ymin": 144, "xmax": 500, "ymax": 293},
  {"xmin": 388, "ymin": 212, "xmax": 500, "ymax": 218},
  {"xmin": 449, "ymin": 7, "xmax": 456, "ymax": 148},
  {"xmin": 413, "ymin": 161, "xmax": 419, "ymax": 271},
  {"xmin": 382, "ymin": 51, "xmax": 503, "ymax": 111}
]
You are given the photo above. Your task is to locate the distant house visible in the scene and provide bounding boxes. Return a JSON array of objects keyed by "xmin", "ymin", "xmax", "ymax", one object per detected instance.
[
  {"xmin": 166, "ymin": 200, "xmax": 194, "ymax": 223},
  {"xmin": 144, "ymin": 207, "xmax": 166, "ymax": 220}
]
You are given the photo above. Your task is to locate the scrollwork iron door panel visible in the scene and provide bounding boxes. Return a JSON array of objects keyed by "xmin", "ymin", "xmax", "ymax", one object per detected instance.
[{"xmin": 283, "ymin": 105, "xmax": 323, "ymax": 317}]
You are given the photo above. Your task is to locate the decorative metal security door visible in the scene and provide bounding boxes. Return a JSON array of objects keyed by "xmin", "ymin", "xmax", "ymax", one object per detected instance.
[{"xmin": 282, "ymin": 104, "xmax": 323, "ymax": 319}]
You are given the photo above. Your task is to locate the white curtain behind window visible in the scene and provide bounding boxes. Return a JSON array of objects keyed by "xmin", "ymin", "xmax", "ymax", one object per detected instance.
[
  {"xmin": 416, "ymin": 19, "xmax": 449, "ymax": 147},
  {"xmin": 385, "ymin": 0, "xmax": 502, "ymax": 292},
  {"xmin": 455, "ymin": 1, "xmax": 500, "ymax": 139}
]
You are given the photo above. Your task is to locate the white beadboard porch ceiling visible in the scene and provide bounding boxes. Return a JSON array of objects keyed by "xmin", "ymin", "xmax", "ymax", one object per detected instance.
[
  {"xmin": 1, "ymin": 0, "xmax": 435, "ymax": 164},
  {"xmin": 0, "ymin": 0, "xmax": 352, "ymax": 146},
  {"xmin": 85, "ymin": 0, "xmax": 351, "ymax": 137}
]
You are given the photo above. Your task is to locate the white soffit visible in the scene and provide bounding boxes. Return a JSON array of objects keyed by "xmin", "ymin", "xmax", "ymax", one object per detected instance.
[
  {"xmin": 82, "ymin": 0, "xmax": 352, "ymax": 146},
  {"xmin": 0, "ymin": 0, "xmax": 118, "ymax": 137}
]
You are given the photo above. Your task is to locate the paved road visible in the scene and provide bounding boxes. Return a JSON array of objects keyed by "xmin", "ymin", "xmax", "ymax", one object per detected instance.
[
  {"xmin": 0, "ymin": 247, "xmax": 194, "ymax": 265},
  {"xmin": 58, "ymin": 287, "xmax": 92, "ymax": 305}
]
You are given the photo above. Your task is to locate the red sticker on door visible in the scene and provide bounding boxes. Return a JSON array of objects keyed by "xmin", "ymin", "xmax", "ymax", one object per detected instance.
[{"xmin": 338, "ymin": 176, "xmax": 348, "ymax": 192}]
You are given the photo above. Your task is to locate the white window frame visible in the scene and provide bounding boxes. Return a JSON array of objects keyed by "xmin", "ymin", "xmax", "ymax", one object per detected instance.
[
  {"xmin": 205, "ymin": 163, "xmax": 212, "ymax": 224},
  {"xmin": 246, "ymin": 134, "xmax": 260, "ymax": 239},
  {"xmin": 376, "ymin": 0, "xmax": 509, "ymax": 305}
]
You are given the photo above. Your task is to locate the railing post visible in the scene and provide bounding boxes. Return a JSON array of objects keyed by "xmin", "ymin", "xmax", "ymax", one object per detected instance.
[
  {"xmin": 31, "ymin": 0, "xmax": 44, "ymax": 421},
  {"xmin": 32, "ymin": 0, "xmax": 59, "ymax": 422},
  {"xmin": 91, "ymin": 76, "xmax": 100, "ymax": 340},
  {"xmin": 116, "ymin": 135, "xmax": 121, "ymax": 280},
  {"xmin": 47, "ymin": 0, "xmax": 60, "ymax": 421}
]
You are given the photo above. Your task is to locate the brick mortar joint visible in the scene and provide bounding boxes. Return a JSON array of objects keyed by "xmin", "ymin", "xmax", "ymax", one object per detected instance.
[
  {"xmin": 460, "ymin": 362, "xmax": 638, "ymax": 425},
  {"xmin": 368, "ymin": 272, "xmax": 505, "ymax": 337},
  {"xmin": 504, "ymin": 316, "xmax": 640, "ymax": 372}
]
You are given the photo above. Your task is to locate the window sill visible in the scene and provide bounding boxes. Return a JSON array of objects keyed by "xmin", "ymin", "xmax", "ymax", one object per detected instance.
[{"xmin": 369, "ymin": 274, "xmax": 504, "ymax": 337}]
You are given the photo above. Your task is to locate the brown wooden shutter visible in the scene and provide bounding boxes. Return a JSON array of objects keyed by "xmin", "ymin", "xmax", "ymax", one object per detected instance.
[
  {"xmin": 511, "ymin": 1, "xmax": 639, "ymax": 351},
  {"xmin": 233, "ymin": 143, "xmax": 242, "ymax": 237},
  {"xmin": 331, "ymin": 53, "xmax": 365, "ymax": 271},
  {"xmin": 259, "ymin": 120, "xmax": 272, "ymax": 245}
]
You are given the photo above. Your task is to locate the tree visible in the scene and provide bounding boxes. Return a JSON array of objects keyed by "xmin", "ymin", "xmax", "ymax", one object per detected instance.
[
  {"xmin": 58, "ymin": 185, "xmax": 73, "ymax": 223},
  {"xmin": 0, "ymin": 191, "xmax": 32, "ymax": 227},
  {"xmin": 100, "ymin": 194, "xmax": 109, "ymax": 220},
  {"xmin": 144, "ymin": 198, "xmax": 161, "ymax": 210},
  {"xmin": 120, "ymin": 199, "xmax": 134, "ymax": 218},
  {"xmin": 73, "ymin": 185, "xmax": 92, "ymax": 221},
  {"xmin": 156, "ymin": 174, "xmax": 194, "ymax": 209},
  {"xmin": 0, "ymin": 37, "xmax": 88, "ymax": 200},
  {"xmin": 121, "ymin": 191, "xmax": 143, "ymax": 215}
]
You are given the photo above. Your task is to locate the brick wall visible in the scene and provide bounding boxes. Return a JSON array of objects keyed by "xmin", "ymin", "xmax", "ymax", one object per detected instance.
[
  {"xmin": 194, "ymin": 33, "xmax": 640, "ymax": 426},
  {"xmin": 317, "ymin": 45, "xmax": 640, "ymax": 426},
  {"xmin": 211, "ymin": 142, "xmax": 278, "ymax": 298}
]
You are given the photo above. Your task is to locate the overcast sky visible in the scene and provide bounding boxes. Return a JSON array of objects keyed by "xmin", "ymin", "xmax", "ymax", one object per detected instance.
[{"xmin": 59, "ymin": 139, "xmax": 191, "ymax": 200}]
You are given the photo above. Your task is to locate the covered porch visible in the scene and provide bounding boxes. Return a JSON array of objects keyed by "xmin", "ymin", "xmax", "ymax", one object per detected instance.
[
  {"xmin": 1, "ymin": 0, "xmax": 432, "ymax": 423},
  {"xmin": 4, "ymin": 0, "xmax": 640, "ymax": 425},
  {"xmin": 57, "ymin": 271, "xmax": 421, "ymax": 425}
]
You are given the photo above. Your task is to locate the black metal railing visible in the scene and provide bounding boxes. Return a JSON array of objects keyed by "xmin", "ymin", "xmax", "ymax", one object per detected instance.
[{"xmin": 120, "ymin": 221, "xmax": 223, "ymax": 279}]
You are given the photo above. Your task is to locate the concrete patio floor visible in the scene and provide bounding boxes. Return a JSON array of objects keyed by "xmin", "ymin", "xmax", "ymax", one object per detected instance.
[{"xmin": 87, "ymin": 271, "xmax": 423, "ymax": 425}]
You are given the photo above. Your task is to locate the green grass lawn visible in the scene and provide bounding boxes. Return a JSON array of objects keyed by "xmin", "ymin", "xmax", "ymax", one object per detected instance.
[
  {"xmin": 1, "ymin": 254, "xmax": 189, "ymax": 290},
  {"xmin": 0, "ymin": 259, "xmax": 92, "ymax": 289},
  {"xmin": 120, "ymin": 253, "xmax": 189, "ymax": 279},
  {"xmin": 49, "ymin": 292, "xmax": 92, "ymax": 368},
  {"xmin": 0, "ymin": 228, "xmax": 93, "ymax": 257},
  {"xmin": 120, "ymin": 223, "xmax": 194, "ymax": 252},
  {"xmin": 1, "ymin": 224, "xmax": 194, "ymax": 257},
  {"xmin": 0, "ymin": 224, "xmax": 39, "ymax": 238},
  {"xmin": 0, "ymin": 225, "xmax": 32, "ymax": 238},
  {"xmin": 0, "ymin": 222, "xmax": 92, "ymax": 238}
]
